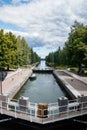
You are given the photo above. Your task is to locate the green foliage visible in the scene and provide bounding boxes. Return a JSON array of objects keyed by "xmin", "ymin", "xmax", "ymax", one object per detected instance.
[
  {"xmin": 46, "ymin": 20, "xmax": 87, "ymax": 70},
  {"xmin": 69, "ymin": 67, "xmax": 78, "ymax": 72},
  {"xmin": 0, "ymin": 29, "xmax": 40, "ymax": 70}
]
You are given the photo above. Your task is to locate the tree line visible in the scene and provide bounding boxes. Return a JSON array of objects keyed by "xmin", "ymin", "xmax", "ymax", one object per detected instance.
[
  {"xmin": 46, "ymin": 21, "xmax": 87, "ymax": 73},
  {"xmin": 0, "ymin": 29, "xmax": 40, "ymax": 70}
]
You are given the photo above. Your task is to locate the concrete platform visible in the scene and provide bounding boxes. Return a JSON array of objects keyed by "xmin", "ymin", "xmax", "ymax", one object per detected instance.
[
  {"xmin": 53, "ymin": 70, "xmax": 87, "ymax": 98},
  {"xmin": 2, "ymin": 68, "xmax": 32, "ymax": 100}
]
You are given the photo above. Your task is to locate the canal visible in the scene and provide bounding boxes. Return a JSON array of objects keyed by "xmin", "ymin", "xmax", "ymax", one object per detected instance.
[
  {"xmin": 14, "ymin": 59, "xmax": 71, "ymax": 103},
  {"xmin": 0, "ymin": 60, "xmax": 87, "ymax": 130}
]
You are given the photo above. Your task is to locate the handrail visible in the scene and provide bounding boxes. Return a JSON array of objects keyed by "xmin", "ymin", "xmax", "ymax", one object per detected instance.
[{"xmin": 0, "ymin": 97, "xmax": 87, "ymax": 124}]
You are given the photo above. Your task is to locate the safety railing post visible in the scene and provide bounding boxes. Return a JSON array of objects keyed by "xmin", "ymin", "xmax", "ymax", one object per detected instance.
[
  {"xmin": 0, "ymin": 100, "xmax": 2, "ymax": 114},
  {"xmin": 15, "ymin": 105, "xmax": 17, "ymax": 118},
  {"xmin": 35, "ymin": 103, "xmax": 37, "ymax": 117},
  {"xmin": 30, "ymin": 105, "xmax": 32, "ymax": 122},
  {"xmin": 7, "ymin": 99, "xmax": 9, "ymax": 110},
  {"xmin": 52, "ymin": 108, "xmax": 54, "ymax": 122},
  {"xmin": 81, "ymin": 102, "xmax": 83, "ymax": 115},
  {"xmin": 67, "ymin": 105, "xmax": 69, "ymax": 119}
]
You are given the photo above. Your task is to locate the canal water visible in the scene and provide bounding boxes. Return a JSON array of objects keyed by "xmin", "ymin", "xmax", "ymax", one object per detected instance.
[
  {"xmin": 14, "ymin": 60, "xmax": 70, "ymax": 103},
  {"xmin": 0, "ymin": 59, "xmax": 87, "ymax": 130}
]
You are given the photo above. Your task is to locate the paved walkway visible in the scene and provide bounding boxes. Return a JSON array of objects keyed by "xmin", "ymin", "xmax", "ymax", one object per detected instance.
[
  {"xmin": 2, "ymin": 68, "xmax": 32, "ymax": 100},
  {"xmin": 64, "ymin": 70, "xmax": 87, "ymax": 84},
  {"xmin": 55, "ymin": 70, "xmax": 87, "ymax": 97}
]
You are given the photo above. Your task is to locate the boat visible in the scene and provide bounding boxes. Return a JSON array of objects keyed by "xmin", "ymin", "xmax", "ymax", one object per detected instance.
[{"xmin": 29, "ymin": 73, "xmax": 36, "ymax": 80}]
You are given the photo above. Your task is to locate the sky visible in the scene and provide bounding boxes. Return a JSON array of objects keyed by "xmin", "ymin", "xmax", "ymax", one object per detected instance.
[{"xmin": 0, "ymin": 0, "xmax": 87, "ymax": 58}]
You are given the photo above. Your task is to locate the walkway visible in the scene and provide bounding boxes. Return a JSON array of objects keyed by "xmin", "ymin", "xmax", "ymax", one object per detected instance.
[
  {"xmin": 54, "ymin": 70, "xmax": 87, "ymax": 97},
  {"xmin": 2, "ymin": 68, "xmax": 32, "ymax": 100}
]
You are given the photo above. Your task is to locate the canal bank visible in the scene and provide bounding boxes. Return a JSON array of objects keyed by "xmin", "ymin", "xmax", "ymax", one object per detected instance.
[
  {"xmin": 1, "ymin": 58, "xmax": 87, "ymax": 130},
  {"xmin": 1, "ymin": 67, "xmax": 87, "ymax": 129},
  {"xmin": 2, "ymin": 67, "xmax": 87, "ymax": 101},
  {"xmin": 2, "ymin": 68, "xmax": 33, "ymax": 100},
  {"xmin": 2, "ymin": 67, "xmax": 87, "ymax": 102},
  {"xmin": 53, "ymin": 70, "xmax": 81, "ymax": 99},
  {"xmin": 53, "ymin": 69, "xmax": 87, "ymax": 99}
]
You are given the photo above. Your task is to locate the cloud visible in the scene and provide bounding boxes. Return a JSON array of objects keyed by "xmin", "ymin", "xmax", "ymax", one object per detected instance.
[
  {"xmin": 4, "ymin": 29, "xmax": 29, "ymax": 37},
  {"xmin": 12, "ymin": 0, "xmax": 20, "ymax": 4},
  {"xmin": 0, "ymin": 0, "xmax": 87, "ymax": 57},
  {"xmin": 12, "ymin": 0, "xmax": 32, "ymax": 5}
]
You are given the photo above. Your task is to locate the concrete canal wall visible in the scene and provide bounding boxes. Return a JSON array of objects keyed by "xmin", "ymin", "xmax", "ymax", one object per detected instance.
[
  {"xmin": 53, "ymin": 70, "xmax": 81, "ymax": 99},
  {"xmin": 2, "ymin": 68, "xmax": 33, "ymax": 100},
  {"xmin": 1, "ymin": 68, "xmax": 87, "ymax": 129},
  {"xmin": 2, "ymin": 67, "xmax": 86, "ymax": 101}
]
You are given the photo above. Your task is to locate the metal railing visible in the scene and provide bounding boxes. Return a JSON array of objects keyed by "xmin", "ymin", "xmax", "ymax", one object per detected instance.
[{"xmin": 0, "ymin": 97, "xmax": 87, "ymax": 124}]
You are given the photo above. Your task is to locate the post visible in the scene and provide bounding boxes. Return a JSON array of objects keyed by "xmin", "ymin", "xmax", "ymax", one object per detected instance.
[
  {"xmin": 0, "ymin": 80, "xmax": 2, "ymax": 94},
  {"xmin": 0, "ymin": 94, "xmax": 9, "ymax": 109},
  {"xmin": 35, "ymin": 103, "xmax": 37, "ymax": 117},
  {"xmin": 37, "ymin": 103, "xmax": 48, "ymax": 118},
  {"xmin": 0, "ymin": 70, "xmax": 2, "ymax": 94},
  {"xmin": 18, "ymin": 96, "xmax": 29, "ymax": 113},
  {"xmin": 78, "ymin": 94, "xmax": 87, "ymax": 109},
  {"xmin": 0, "ymin": 70, "xmax": 7, "ymax": 94},
  {"xmin": 15, "ymin": 105, "xmax": 17, "ymax": 118},
  {"xmin": 58, "ymin": 96, "xmax": 68, "ymax": 114}
]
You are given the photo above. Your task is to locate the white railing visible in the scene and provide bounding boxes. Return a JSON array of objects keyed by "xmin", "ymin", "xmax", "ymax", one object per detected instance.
[{"xmin": 0, "ymin": 98, "xmax": 87, "ymax": 124}]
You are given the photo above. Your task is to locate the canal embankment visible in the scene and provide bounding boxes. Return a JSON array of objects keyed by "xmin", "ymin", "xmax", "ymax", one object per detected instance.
[
  {"xmin": 2, "ymin": 67, "xmax": 87, "ymax": 102},
  {"xmin": 53, "ymin": 70, "xmax": 81, "ymax": 99},
  {"xmin": 2, "ymin": 68, "xmax": 33, "ymax": 100},
  {"xmin": 53, "ymin": 70, "xmax": 87, "ymax": 99},
  {"xmin": 1, "ymin": 67, "xmax": 87, "ymax": 128}
]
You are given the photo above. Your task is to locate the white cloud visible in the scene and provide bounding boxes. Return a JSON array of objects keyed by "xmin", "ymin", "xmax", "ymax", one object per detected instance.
[
  {"xmin": 0, "ymin": 0, "xmax": 87, "ymax": 57},
  {"xmin": 12, "ymin": 0, "xmax": 20, "ymax": 4},
  {"xmin": 4, "ymin": 29, "xmax": 29, "ymax": 37}
]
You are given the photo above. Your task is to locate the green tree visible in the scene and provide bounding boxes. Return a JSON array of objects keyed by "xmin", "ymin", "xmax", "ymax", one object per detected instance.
[
  {"xmin": 0, "ymin": 29, "xmax": 40, "ymax": 70},
  {"xmin": 65, "ymin": 21, "xmax": 87, "ymax": 72}
]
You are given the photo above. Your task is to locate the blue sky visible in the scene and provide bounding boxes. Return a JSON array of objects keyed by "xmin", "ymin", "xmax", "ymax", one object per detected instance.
[{"xmin": 0, "ymin": 0, "xmax": 87, "ymax": 58}]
